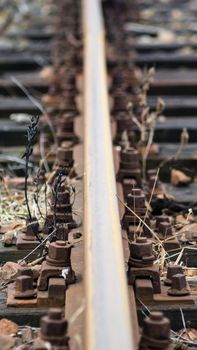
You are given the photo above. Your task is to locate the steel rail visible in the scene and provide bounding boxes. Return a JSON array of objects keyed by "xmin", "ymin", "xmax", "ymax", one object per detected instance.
[{"xmin": 83, "ymin": 0, "xmax": 136, "ymax": 349}]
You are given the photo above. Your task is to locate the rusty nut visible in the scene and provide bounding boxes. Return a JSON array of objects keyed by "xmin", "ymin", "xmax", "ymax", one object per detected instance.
[
  {"xmin": 130, "ymin": 237, "xmax": 154, "ymax": 261},
  {"xmin": 156, "ymin": 215, "xmax": 170, "ymax": 228},
  {"xmin": 15, "ymin": 275, "xmax": 36, "ymax": 299},
  {"xmin": 143, "ymin": 312, "xmax": 170, "ymax": 340},
  {"xmin": 121, "ymin": 147, "xmax": 139, "ymax": 163},
  {"xmin": 41, "ymin": 308, "xmax": 68, "ymax": 345},
  {"xmin": 168, "ymin": 273, "xmax": 190, "ymax": 296},
  {"xmin": 164, "ymin": 263, "xmax": 183, "ymax": 286},
  {"xmin": 46, "ymin": 240, "xmax": 72, "ymax": 267},
  {"xmin": 127, "ymin": 189, "xmax": 145, "ymax": 208},
  {"xmin": 159, "ymin": 222, "xmax": 173, "ymax": 237}
]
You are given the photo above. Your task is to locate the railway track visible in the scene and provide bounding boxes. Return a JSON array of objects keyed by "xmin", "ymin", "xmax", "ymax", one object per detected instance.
[{"xmin": 0, "ymin": 0, "xmax": 197, "ymax": 349}]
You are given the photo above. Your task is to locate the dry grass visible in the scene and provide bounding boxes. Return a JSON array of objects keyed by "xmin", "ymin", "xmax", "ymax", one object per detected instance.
[{"xmin": 127, "ymin": 67, "xmax": 165, "ymax": 181}]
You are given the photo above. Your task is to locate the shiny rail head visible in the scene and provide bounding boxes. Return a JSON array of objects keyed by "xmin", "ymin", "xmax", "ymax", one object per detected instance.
[{"xmin": 83, "ymin": 0, "xmax": 137, "ymax": 349}]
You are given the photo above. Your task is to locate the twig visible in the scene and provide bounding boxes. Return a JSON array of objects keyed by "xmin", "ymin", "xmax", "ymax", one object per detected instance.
[
  {"xmin": 22, "ymin": 116, "xmax": 39, "ymax": 222},
  {"xmin": 180, "ymin": 308, "xmax": 186, "ymax": 330},
  {"xmin": 138, "ymin": 167, "xmax": 160, "ymax": 236},
  {"xmin": 159, "ymin": 128, "xmax": 189, "ymax": 169}
]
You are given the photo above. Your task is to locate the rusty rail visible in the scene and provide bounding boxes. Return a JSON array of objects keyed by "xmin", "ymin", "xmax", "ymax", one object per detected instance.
[{"xmin": 83, "ymin": 0, "xmax": 136, "ymax": 349}]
